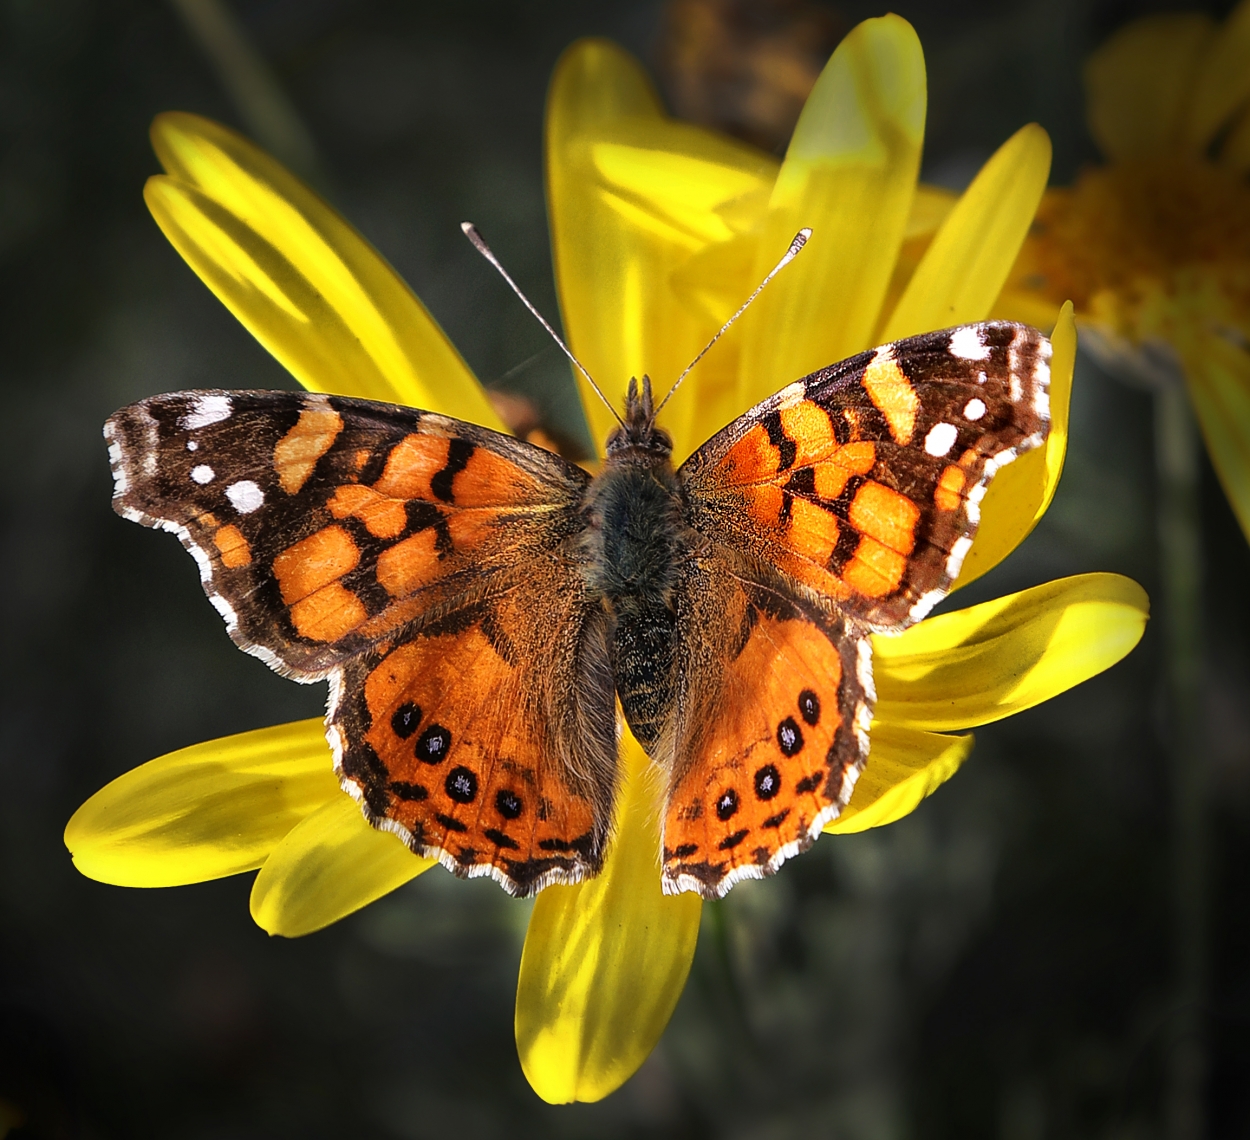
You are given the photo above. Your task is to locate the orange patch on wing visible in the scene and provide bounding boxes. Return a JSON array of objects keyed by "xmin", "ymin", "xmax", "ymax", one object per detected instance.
[
  {"xmin": 843, "ymin": 535, "xmax": 907, "ymax": 597},
  {"xmin": 328, "ymin": 484, "xmax": 408, "ymax": 539},
  {"xmin": 376, "ymin": 529, "xmax": 441, "ymax": 597},
  {"xmin": 273, "ymin": 525, "xmax": 360, "ymax": 605},
  {"xmin": 273, "ymin": 405, "xmax": 343, "ymax": 494},
  {"xmin": 786, "ymin": 498, "xmax": 840, "ymax": 564},
  {"xmin": 213, "ymin": 524, "xmax": 251, "ymax": 568},
  {"xmin": 935, "ymin": 464, "xmax": 965, "ymax": 511},
  {"xmin": 862, "ymin": 349, "xmax": 918, "ymax": 444},
  {"xmin": 451, "ymin": 447, "xmax": 542, "ymax": 507},
  {"xmin": 778, "ymin": 400, "xmax": 836, "ymax": 466},
  {"xmin": 848, "ymin": 481, "xmax": 919, "ymax": 555},
  {"xmin": 374, "ymin": 435, "xmax": 450, "ymax": 500},
  {"xmin": 813, "ymin": 441, "xmax": 876, "ymax": 499},
  {"xmin": 289, "ymin": 582, "xmax": 366, "ymax": 641},
  {"xmin": 743, "ymin": 483, "xmax": 786, "ymax": 528},
  {"xmin": 721, "ymin": 423, "xmax": 783, "ymax": 483},
  {"xmin": 446, "ymin": 508, "xmax": 497, "ymax": 551}
]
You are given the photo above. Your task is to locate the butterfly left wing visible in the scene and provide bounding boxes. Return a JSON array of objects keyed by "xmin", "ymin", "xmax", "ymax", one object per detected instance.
[
  {"xmin": 106, "ymin": 390, "xmax": 617, "ymax": 896},
  {"xmin": 661, "ymin": 322, "xmax": 1051, "ymax": 896}
]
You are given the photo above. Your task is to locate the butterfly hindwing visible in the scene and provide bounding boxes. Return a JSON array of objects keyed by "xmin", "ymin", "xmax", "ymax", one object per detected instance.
[
  {"xmin": 680, "ymin": 322, "xmax": 1051, "ymax": 630},
  {"xmin": 661, "ymin": 549, "xmax": 872, "ymax": 896},
  {"xmin": 106, "ymin": 390, "xmax": 616, "ymax": 894}
]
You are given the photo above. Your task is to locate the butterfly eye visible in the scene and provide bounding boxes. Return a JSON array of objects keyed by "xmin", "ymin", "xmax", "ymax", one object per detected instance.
[
  {"xmin": 391, "ymin": 702, "xmax": 423, "ymax": 739},
  {"xmin": 798, "ymin": 689, "xmax": 820, "ymax": 726},
  {"xmin": 715, "ymin": 789, "xmax": 739, "ymax": 821},
  {"xmin": 754, "ymin": 764, "xmax": 781, "ymax": 801},
  {"xmin": 776, "ymin": 717, "xmax": 804, "ymax": 756}
]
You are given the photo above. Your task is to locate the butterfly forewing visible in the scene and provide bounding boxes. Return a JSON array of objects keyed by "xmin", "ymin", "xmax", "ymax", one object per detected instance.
[
  {"xmin": 106, "ymin": 390, "xmax": 617, "ymax": 895},
  {"xmin": 680, "ymin": 321, "xmax": 1051, "ymax": 631}
]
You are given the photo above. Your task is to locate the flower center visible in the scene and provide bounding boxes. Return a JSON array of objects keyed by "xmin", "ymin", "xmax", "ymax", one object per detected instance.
[{"xmin": 1025, "ymin": 157, "xmax": 1250, "ymax": 344}]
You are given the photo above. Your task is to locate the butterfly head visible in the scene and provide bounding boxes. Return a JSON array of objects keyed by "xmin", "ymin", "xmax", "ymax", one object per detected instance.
[{"xmin": 606, "ymin": 376, "xmax": 672, "ymax": 461}]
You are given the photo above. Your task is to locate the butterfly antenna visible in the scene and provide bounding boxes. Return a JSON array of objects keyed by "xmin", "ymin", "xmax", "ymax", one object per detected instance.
[
  {"xmin": 654, "ymin": 228, "xmax": 812, "ymax": 418},
  {"xmin": 461, "ymin": 222, "xmax": 624, "ymax": 428}
]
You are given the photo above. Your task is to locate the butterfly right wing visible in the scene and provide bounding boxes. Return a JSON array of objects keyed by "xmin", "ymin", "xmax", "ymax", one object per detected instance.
[{"xmin": 106, "ymin": 391, "xmax": 617, "ymax": 895}]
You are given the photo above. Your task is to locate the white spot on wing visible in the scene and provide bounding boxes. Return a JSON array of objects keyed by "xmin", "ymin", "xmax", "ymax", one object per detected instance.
[
  {"xmin": 908, "ymin": 588, "xmax": 945, "ymax": 622},
  {"xmin": 946, "ymin": 535, "xmax": 973, "ymax": 578},
  {"xmin": 924, "ymin": 422, "xmax": 958, "ymax": 457},
  {"xmin": 190, "ymin": 464, "xmax": 215, "ymax": 484},
  {"xmin": 856, "ymin": 638, "xmax": 876, "ymax": 702},
  {"xmin": 187, "ymin": 440, "xmax": 199, "ymax": 451},
  {"xmin": 965, "ymin": 481, "xmax": 987, "ymax": 524},
  {"xmin": 950, "ymin": 326, "xmax": 990, "ymax": 361},
  {"xmin": 226, "ymin": 480, "xmax": 264, "ymax": 514},
  {"xmin": 107, "ymin": 439, "xmax": 128, "ymax": 494},
  {"xmin": 963, "ymin": 397, "xmax": 986, "ymax": 421},
  {"xmin": 853, "ymin": 700, "xmax": 871, "ymax": 753},
  {"xmin": 181, "ymin": 394, "xmax": 232, "ymax": 430}
]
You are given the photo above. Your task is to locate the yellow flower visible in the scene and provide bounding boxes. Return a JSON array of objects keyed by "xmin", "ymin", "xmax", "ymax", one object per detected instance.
[
  {"xmin": 65, "ymin": 18, "xmax": 1147, "ymax": 1104},
  {"xmin": 999, "ymin": 0, "xmax": 1250, "ymax": 540}
]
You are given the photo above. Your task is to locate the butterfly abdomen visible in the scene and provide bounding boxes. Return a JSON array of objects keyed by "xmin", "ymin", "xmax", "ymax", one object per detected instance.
[{"xmin": 582, "ymin": 458, "xmax": 692, "ymax": 751}]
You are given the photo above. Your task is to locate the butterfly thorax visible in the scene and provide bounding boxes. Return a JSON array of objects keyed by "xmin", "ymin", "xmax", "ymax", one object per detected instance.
[{"xmin": 583, "ymin": 376, "xmax": 692, "ymax": 752}]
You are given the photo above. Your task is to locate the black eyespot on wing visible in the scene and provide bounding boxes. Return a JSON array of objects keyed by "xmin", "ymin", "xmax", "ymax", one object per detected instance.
[
  {"xmin": 754, "ymin": 764, "xmax": 781, "ymax": 800},
  {"xmin": 495, "ymin": 789, "xmax": 523, "ymax": 820},
  {"xmin": 715, "ymin": 788, "xmax": 739, "ymax": 821},
  {"xmin": 391, "ymin": 702, "xmax": 423, "ymax": 739},
  {"xmin": 445, "ymin": 766, "xmax": 478, "ymax": 804},
  {"xmin": 416, "ymin": 724, "xmax": 451, "ymax": 764},
  {"xmin": 798, "ymin": 689, "xmax": 820, "ymax": 726},
  {"xmin": 777, "ymin": 717, "xmax": 803, "ymax": 756}
]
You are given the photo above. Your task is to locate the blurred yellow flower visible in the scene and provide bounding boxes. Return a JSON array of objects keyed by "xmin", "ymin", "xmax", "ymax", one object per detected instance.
[
  {"xmin": 66, "ymin": 19, "xmax": 1147, "ymax": 1105},
  {"xmin": 1000, "ymin": 0, "xmax": 1250, "ymax": 539}
]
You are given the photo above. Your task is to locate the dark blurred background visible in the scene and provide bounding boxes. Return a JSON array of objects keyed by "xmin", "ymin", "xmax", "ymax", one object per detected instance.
[{"xmin": 2, "ymin": 0, "xmax": 1249, "ymax": 1135}]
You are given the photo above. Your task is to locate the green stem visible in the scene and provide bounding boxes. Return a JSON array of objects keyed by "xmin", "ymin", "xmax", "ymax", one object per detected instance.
[{"xmin": 1155, "ymin": 381, "xmax": 1207, "ymax": 1140}]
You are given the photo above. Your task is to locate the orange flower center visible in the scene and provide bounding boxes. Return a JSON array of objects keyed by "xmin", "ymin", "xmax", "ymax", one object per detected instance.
[{"xmin": 1021, "ymin": 157, "xmax": 1250, "ymax": 344}]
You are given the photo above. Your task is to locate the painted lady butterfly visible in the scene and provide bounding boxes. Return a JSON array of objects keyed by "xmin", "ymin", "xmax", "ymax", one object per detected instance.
[{"xmin": 106, "ymin": 320, "xmax": 1049, "ymax": 898}]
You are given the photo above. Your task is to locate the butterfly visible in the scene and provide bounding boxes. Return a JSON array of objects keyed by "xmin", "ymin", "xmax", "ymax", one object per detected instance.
[{"xmin": 105, "ymin": 319, "xmax": 1050, "ymax": 898}]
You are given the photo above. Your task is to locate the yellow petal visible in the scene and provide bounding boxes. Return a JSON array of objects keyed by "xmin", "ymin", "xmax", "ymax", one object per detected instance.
[
  {"xmin": 824, "ymin": 725, "xmax": 973, "ymax": 834},
  {"xmin": 1182, "ymin": 327, "xmax": 1250, "ymax": 542},
  {"xmin": 1084, "ymin": 14, "xmax": 1214, "ymax": 161},
  {"xmin": 147, "ymin": 113, "xmax": 502, "ymax": 427},
  {"xmin": 250, "ymin": 792, "xmax": 434, "ymax": 937},
  {"xmin": 65, "ymin": 719, "xmax": 338, "ymax": 887},
  {"xmin": 545, "ymin": 39, "xmax": 775, "ymax": 458},
  {"xmin": 1186, "ymin": 0, "xmax": 1250, "ymax": 150},
  {"xmin": 880, "ymin": 124, "xmax": 1052, "ymax": 342},
  {"xmin": 906, "ymin": 183, "xmax": 958, "ymax": 240},
  {"xmin": 515, "ymin": 727, "xmax": 701, "ymax": 1104},
  {"xmin": 736, "ymin": 14, "xmax": 926, "ymax": 407},
  {"xmin": 874, "ymin": 573, "xmax": 1148, "ymax": 732},
  {"xmin": 955, "ymin": 302, "xmax": 1076, "ymax": 588}
]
